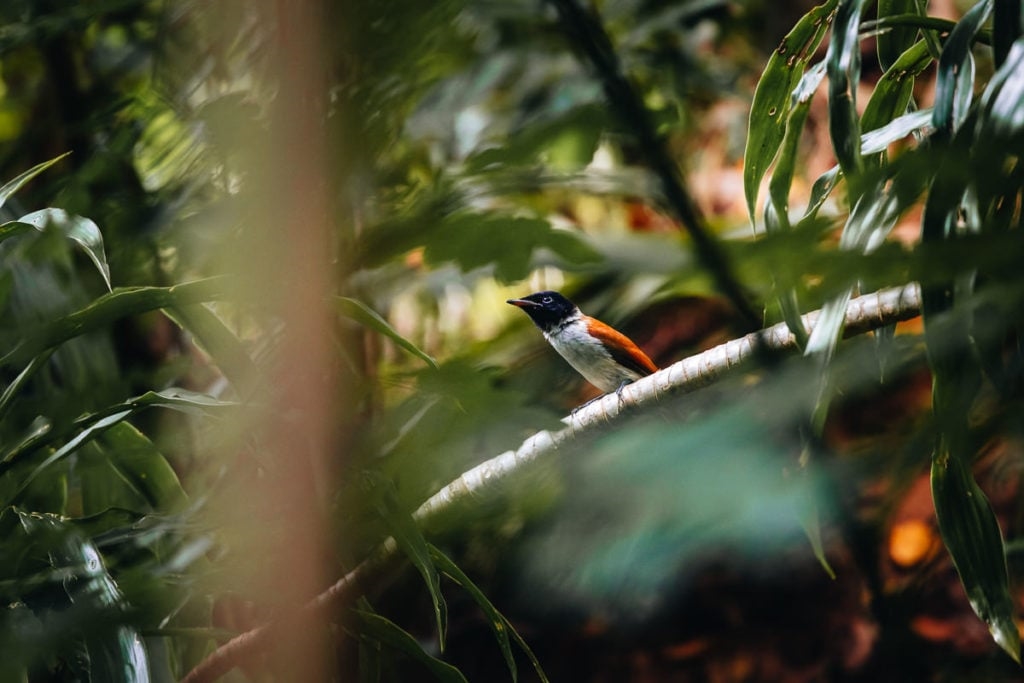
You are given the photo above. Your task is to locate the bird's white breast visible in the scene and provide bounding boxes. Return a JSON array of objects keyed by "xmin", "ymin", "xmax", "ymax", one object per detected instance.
[{"xmin": 544, "ymin": 315, "xmax": 643, "ymax": 393}]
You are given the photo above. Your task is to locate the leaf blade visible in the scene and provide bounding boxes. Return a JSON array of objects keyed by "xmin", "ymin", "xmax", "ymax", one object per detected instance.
[
  {"xmin": 743, "ymin": 0, "xmax": 839, "ymax": 221},
  {"xmin": 0, "ymin": 153, "xmax": 70, "ymax": 212},
  {"xmin": 338, "ymin": 297, "xmax": 438, "ymax": 369}
]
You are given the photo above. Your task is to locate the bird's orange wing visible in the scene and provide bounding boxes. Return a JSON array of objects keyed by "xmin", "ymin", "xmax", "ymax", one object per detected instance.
[{"xmin": 583, "ymin": 316, "xmax": 658, "ymax": 376}]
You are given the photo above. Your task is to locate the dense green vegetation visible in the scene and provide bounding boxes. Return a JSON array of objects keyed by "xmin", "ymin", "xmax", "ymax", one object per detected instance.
[{"xmin": 3, "ymin": 1, "xmax": 1024, "ymax": 681}]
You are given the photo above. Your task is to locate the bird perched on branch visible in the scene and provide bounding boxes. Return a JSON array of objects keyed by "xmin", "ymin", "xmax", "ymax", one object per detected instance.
[{"xmin": 507, "ymin": 290, "xmax": 658, "ymax": 395}]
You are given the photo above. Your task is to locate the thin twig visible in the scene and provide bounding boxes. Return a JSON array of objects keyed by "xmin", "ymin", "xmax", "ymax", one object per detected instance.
[
  {"xmin": 181, "ymin": 283, "xmax": 922, "ymax": 683},
  {"xmin": 546, "ymin": 0, "xmax": 762, "ymax": 332}
]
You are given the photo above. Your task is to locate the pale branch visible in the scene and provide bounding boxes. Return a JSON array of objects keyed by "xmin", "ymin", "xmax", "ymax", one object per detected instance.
[{"xmin": 181, "ymin": 282, "xmax": 922, "ymax": 683}]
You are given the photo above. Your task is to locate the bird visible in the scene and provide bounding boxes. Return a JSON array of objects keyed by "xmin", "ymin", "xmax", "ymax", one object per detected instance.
[{"xmin": 507, "ymin": 290, "xmax": 658, "ymax": 394}]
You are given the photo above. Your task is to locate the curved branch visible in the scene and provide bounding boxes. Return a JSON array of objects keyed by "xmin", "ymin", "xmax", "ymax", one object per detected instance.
[{"xmin": 181, "ymin": 283, "xmax": 921, "ymax": 683}]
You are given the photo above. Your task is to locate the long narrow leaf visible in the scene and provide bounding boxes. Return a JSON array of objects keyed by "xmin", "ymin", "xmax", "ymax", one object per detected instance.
[
  {"xmin": 862, "ymin": 40, "xmax": 932, "ymax": 135},
  {"xmin": 375, "ymin": 496, "xmax": 448, "ymax": 651},
  {"xmin": 353, "ymin": 610, "xmax": 467, "ymax": 683},
  {"xmin": 764, "ymin": 61, "xmax": 828, "ymax": 346},
  {"xmin": 1, "ymin": 387, "xmax": 236, "ymax": 472},
  {"xmin": 338, "ymin": 297, "xmax": 438, "ymax": 369},
  {"xmin": 876, "ymin": 0, "xmax": 920, "ymax": 70},
  {"xmin": 826, "ymin": 0, "xmax": 870, "ymax": 181},
  {"xmin": 804, "ymin": 162, "xmax": 915, "ymax": 360},
  {"xmin": 17, "ymin": 208, "xmax": 112, "ymax": 290},
  {"xmin": 0, "ymin": 153, "xmax": 70, "ymax": 212},
  {"xmin": 0, "ymin": 221, "xmax": 34, "ymax": 244},
  {"xmin": 17, "ymin": 511, "xmax": 151, "ymax": 683},
  {"xmin": 932, "ymin": 0, "xmax": 992, "ymax": 136},
  {"xmin": 164, "ymin": 304, "xmax": 258, "ymax": 394},
  {"xmin": 7, "ymin": 410, "xmax": 131, "ymax": 505},
  {"xmin": 79, "ymin": 422, "xmax": 189, "ymax": 514},
  {"xmin": 1, "ymin": 278, "xmax": 232, "ymax": 370},
  {"xmin": 975, "ymin": 37, "xmax": 1024, "ymax": 145},
  {"xmin": 430, "ymin": 544, "xmax": 550, "ymax": 683},
  {"xmin": 0, "ymin": 349, "xmax": 55, "ymax": 422},
  {"xmin": 743, "ymin": 0, "xmax": 838, "ymax": 221},
  {"xmin": 932, "ymin": 445, "xmax": 1020, "ymax": 662}
]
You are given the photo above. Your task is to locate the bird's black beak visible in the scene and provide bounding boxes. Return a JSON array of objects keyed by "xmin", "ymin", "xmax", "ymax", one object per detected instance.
[{"xmin": 507, "ymin": 298, "xmax": 540, "ymax": 309}]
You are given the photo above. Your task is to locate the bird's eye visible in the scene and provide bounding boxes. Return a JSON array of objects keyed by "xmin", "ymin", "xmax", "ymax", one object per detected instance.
[{"xmin": 542, "ymin": 296, "xmax": 552, "ymax": 304}]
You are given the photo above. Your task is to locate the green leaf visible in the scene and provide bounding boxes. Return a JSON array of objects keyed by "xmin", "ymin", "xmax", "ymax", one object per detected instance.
[
  {"xmin": 1, "ymin": 278, "xmax": 232, "ymax": 370},
  {"xmin": 5, "ymin": 410, "xmax": 131, "ymax": 506},
  {"xmin": 465, "ymin": 103, "xmax": 607, "ymax": 172},
  {"xmin": 0, "ymin": 349, "xmax": 55, "ymax": 423},
  {"xmin": 353, "ymin": 610, "xmax": 467, "ymax": 683},
  {"xmin": 337, "ymin": 297, "xmax": 438, "ymax": 369},
  {"xmin": 932, "ymin": 0, "xmax": 992, "ymax": 137},
  {"xmin": 743, "ymin": 0, "xmax": 839, "ymax": 221},
  {"xmin": 860, "ymin": 108, "xmax": 933, "ymax": 153},
  {"xmin": 802, "ymin": 166, "xmax": 841, "ymax": 218},
  {"xmin": 16, "ymin": 208, "xmax": 112, "ymax": 290},
  {"xmin": 374, "ymin": 493, "xmax": 448, "ymax": 650},
  {"xmin": 797, "ymin": 488, "xmax": 837, "ymax": 580},
  {"xmin": 15, "ymin": 511, "xmax": 152, "ymax": 682},
  {"xmin": 876, "ymin": 0, "xmax": 920, "ymax": 71},
  {"xmin": 423, "ymin": 213, "xmax": 597, "ymax": 284},
  {"xmin": 826, "ymin": 0, "xmax": 870, "ymax": 180},
  {"xmin": 764, "ymin": 61, "xmax": 827, "ymax": 346},
  {"xmin": 0, "ymin": 221, "xmax": 34, "ymax": 245},
  {"xmin": 932, "ymin": 448, "xmax": 1020, "ymax": 662},
  {"xmin": 805, "ymin": 174, "xmax": 904, "ymax": 359},
  {"xmin": 78, "ymin": 422, "xmax": 188, "ymax": 515},
  {"xmin": 862, "ymin": 40, "xmax": 932, "ymax": 136},
  {"xmin": 164, "ymin": 304, "xmax": 259, "ymax": 394},
  {"xmin": 430, "ymin": 544, "xmax": 550, "ymax": 683},
  {"xmin": 1, "ymin": 387, "xmax": 234, "ymax": 492},
  {"xmin": 975, "ymin": 37, "xmax": 1024, "ymax": 145},
  {"xmin": 0, "ymin": 153, "xmax": 70, "ymax": 213}
]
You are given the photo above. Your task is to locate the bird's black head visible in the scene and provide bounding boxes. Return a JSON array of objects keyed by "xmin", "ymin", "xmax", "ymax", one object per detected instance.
[{"xmin": 506, "ymin": 290, "xmax": 578, "ymax": 331}]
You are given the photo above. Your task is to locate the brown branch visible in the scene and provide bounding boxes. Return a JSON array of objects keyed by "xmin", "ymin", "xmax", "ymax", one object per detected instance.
[{"xmin": 181, "ymin": 283, "xmax": 922, "ymax": 683}]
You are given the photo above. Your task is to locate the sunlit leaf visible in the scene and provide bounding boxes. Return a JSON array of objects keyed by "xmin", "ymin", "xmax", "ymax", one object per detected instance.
[
  {"xmin": 975, "ymin": 37, "xmax": 1024, "ymax": 145},
  {"xmin": 860, "ymin": 108, "xmax": 933, "ymax": 153},
  {"xmin": 338, "ymin": 297, "xmax": 438, "ymax": 369},
  {"xmin": 16, "ymin": 208, "xmax": 112, "ymax": 290}
]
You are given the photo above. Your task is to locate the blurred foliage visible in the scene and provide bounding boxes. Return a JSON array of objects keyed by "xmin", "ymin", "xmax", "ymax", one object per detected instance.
[{"xmin": 4, "ymin": 0, "xmax": 1024, "ymax": 681}]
